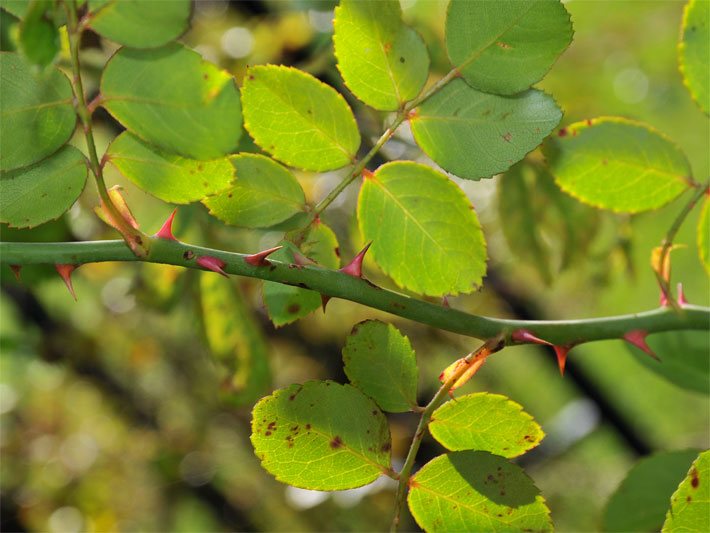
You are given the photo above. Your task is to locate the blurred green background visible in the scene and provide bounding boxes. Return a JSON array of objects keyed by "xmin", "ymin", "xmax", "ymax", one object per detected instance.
[{"xmin": 1, "ymin": 1, "xmax": 708, "ymax": 531}]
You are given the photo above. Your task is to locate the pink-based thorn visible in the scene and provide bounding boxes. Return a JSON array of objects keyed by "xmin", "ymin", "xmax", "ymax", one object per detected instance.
[
  {"xmin": 659, "ymin": 289, "xmax": 669, "ymax": 307},
  {"xmin": 55, "ymin": 264, "xmax": 78, "ymax": 301},
  {"xmin": 293, "ymin": 251, "xmax": 314, "ymax": 267},
  {"xmin": 196, "ymin": 256, "xmax": 228, "ymax": 277},
  {"xmin": 553, "ymin": 345, "xmax": 571, "ymax": 376},
  {"xmin": 623, "ymin": 330, "xmax": 660, "ymax": 361},
  {"xmin": 245, "ymin": 246, "xmax": 283, "ymax": 267},
  {"xmin": 9, "ymin": 264, "xmax": 22, "ymax": 282},
  {"xmin": 321, "ymin": 294, "xmax": 331, "ymax": 313},
  {"xmin": 340, "ymin": 242, "xmax": 372, "ymax": 278},
  {"xmin": 511, "ymin": 329, "xmax": 552, "ymax": 346},
  {"xmin": 155, "ymin": 209, "xmax": 177, "ymax": 240},
  {"xmin": 442, "ymin": 296, "xmax": 450, "ymax": 308},
  {"xmin": 677, "ymin": 283, "xmax": 688, "ymax": 305}
]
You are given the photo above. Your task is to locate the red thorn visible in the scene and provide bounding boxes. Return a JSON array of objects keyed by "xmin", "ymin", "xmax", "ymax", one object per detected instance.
[
  {"xmin": 362, "ymin": 169, "xmax": 374, "ymax": 180},
  {"xmin": 442, "ymin": 296, "xmax": 450, "ymax": 308},
  {"xmin": 340, "ymin": 242, "xmax": 372, "ymax": 278},
  {"xmin": 321, "ymin": 294, "xmax": 331, "ymax": 312},
  {"xmin": 9, "ymin": 264, "xmax": 21, "ymax": 282},
  {"xmin": 553, "ymin": 346, "xmax": 571, "ymax": 376},
  {"xmin": 155, "ymin": 209, "xmax": 177, "ymax": 240},
  {"xmin": 196, "ymin": 256, "xmax": 228, "ymax": 277},
  {"xmin": 55, "ymin": 264, "xmax": 77, "ymax": 301},
  {"xmin": 511, "ymin": 329, "xmax": 552, "ymax": 346},
  {"xmin": 245, "ymin": 246, "xmax": 283, "ymax": 267},
  {"xmin": 623, "ymin": 330, "xmax": 660, "ymax": 361},
  {"xmin": 677, "ymin": 283, "xmax": 688, "ymax": 305},
  {"xmin": 293, "ymin": 252, "xmax": 314, "ymax": 267}
]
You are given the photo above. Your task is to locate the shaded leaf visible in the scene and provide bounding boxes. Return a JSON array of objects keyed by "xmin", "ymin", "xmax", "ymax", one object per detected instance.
[
  {"xmin": 429, "ymin": 393, "xmax": 544, "ymax": 458},
  {"xmin": 603, "ymin": 450, "xmax": 700, "ymax": 532},
  {"xmin": 0, "ymin": 145, "xmax": 87, "ymax": 228},
  {"xmin": 662, "ymin": 450, "xmax": 710, "ymax": 532},
  {"xmin": 88, "ymin": 0, "xmax": 191, "ymax": 48},
  {"xmin": 101, "ymin": 43, "xmax": 242, "ymax": 160},
  {"xmin": 251, "ymin": 381, "xmax": 391, "ymax": 490},
  {"xmin": 241, "ymin": 65, "xmax": 360, "ymax": 171},
  {"xmin": 106, "ymin": 132, "xmax": 234, "ymax": 204},
  {"xmin": 357, "ymin": 161, "xmax": 487, "ymax": 296},
  {"xmin": 544, "ymin": 117, "xmax": 691, "ymax": 213},
  {"xmin": 408, "ymin": 452, "xmax": 552, "ymax": 532},
  {"xmin": 446, "ymin": 0, "xmax": 573, "ymax": 95},
  {"xmin": 333, "ymin": 0, "xmax": 428, "ymax": 110},
  {"xmin": 699, "ymin": 196, "xmax": 710, "ymax": 275},
  {"xmin": 18, "ymin": 0, "xmax": 58, "ymax": 67},
  {"xmin": 342, "ymin": 320, "xmax": 418, "ymax": 413},
  {"xmin": 679, "ymin": 0, "xmax": 709, "ymax": 114},
  {"xmin": 0, "ymin": 51, "xmax": 75, "ymax": 171},
  {"xmin": 204, "ymin": 154, "xmax": 306, "ymax": 228},
  {"xmin": 410, "ymin": 79, "xmax": 561, "ymax": 180}
]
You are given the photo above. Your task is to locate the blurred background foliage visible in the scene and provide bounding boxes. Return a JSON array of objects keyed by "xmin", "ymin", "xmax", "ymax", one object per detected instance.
[{"xmin": 1, "ymin": 1, "xmax": 708, "ymax": 531}]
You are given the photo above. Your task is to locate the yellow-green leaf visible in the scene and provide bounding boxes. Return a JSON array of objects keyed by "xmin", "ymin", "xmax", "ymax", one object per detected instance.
[
  {"xmin": 662, "ymin": 450, "xmax": 710, "ymax": 532},
  {"xmin": 679, "ymin": 0, "xmax": 709, "ymax": 114}
]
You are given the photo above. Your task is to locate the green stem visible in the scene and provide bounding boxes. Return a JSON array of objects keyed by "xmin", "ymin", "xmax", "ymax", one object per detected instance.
[
  {"xmin": 390, "ymin": 337, "xmax": 505, "ymax": 532},
  {"xmin": 2, "ymin": 240, "xmax": 708, "ymax": 345},
  {"xmin": 63, "ymin": 0, "xmax": 148, "ymax": 257}
]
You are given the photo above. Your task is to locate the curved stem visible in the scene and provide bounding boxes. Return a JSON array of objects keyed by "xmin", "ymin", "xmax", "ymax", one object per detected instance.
[{"xmin": 2, "ymin": 240, "xmax": 708, "ymax": 345}]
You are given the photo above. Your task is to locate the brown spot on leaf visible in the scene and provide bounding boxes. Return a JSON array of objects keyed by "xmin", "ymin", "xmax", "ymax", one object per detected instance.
[
  {"xmin": 330, "ymin": 436, "xmax": 343, "ymax": 449},
  {"xmin": 691, "ymin": 468, "xmax": 699, "ymax": 488},
  {"xmin": 502, "ymin": 132, "xmax": 512, "ymax": 143},
  {"xmin": 305, "ymin": 423, "xmax": 311, "ymax": 430},
  {"xmin": 558, "ymin": 128, "xmax": 568, "ymax": 137},
  {"xmin": 381, "ymin": 442, "xmax": 391, "ymax": 453},
  {"xmin": 496, "ymin": 41, "xmax": 511, "ymax": 49},
  {"xmin": 287, "ymin": 303, "xmax": 301, "ymax": 314},
  {"xmin": 264, "ymin": 431, "xmax": 272, "ymax": 436},
  {"xmin": 687, "ymin": 495, "xmax": 692, "ymax": 502}
]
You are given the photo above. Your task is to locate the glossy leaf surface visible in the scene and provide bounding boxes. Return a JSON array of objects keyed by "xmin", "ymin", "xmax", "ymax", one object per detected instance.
[
  {"xmin": 0, "ymin": 145, "xmax": 87, "ymax": 228},
  {"xmin": 106, "ymin": 132, "xmax": 234, "ymax": 204},
  {"xmin": 101, "ymin": 43, "xmax": 242, "ymax": 160},
  {"xmin": 446, "ymin": 0, "xmax": 573, "ymax": 95},
  {"xmin": 410, "ymin": 79, "xmax": 561, "ymax": 179},
  {"xmin": 241, "ymin": 65, "xmax": 360, "ymax": 171},
  {"xmin": 0, "ymin": 52, "xmax": 75, "ymax": 171},
  {"xmin": 88, "ymin": 0, "xmax": 191, "ymax": 48},
  {"xmin": 333, "ymin": 0, "xmax": 428, "ymax": 110},
  {"xmin": 251, "ymin": 381, "xmax": 391, "ymax": 490},
  {"xmin": 408, "ymin": 452, "xmax": 552, "ymax": 532},
  {"xmin": 429, "ymin": 393, "xmax": 544, "ymax": 458},
  {"xmin": 358, "ymin": 161, "xmax": 487, "ymax": 296},
  {"xmin": 679, "ymin": 0, "xmax": 709, "ymax": 114},
  {"xmin": 544, "ymin": 117, "xmax": 691, "ymax": 213},
  {"xmin": 342, "ymin": 320, "xmax": 418, "ymax": 413},
  {"xmin": 662, "ymin": 450, "xmax": 710, "ymax": 532},
  {"xmin": 204, "ymin": 154, "xmax": 306, "ymax": 228}
]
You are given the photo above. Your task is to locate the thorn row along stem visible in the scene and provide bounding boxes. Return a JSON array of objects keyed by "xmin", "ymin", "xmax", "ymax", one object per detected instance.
[{"xmin": 2, "ymin": 239, "xmax": 708, "ymax": 346}]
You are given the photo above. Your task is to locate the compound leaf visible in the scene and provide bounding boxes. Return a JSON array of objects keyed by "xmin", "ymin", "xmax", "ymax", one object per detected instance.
[
  {"xmin": 106, "ymin": 132, "xmax": 234, "ymax": 204},
  {"xmin": 699, "ymin": 196, "xmax": 710, "ymax": 275},
  {"xmin": 408, "ymin": 452, "xmax": 552, "ymax": 532},
  {"xmin": 251, "ymin": 381, "xmax": 391, "ymax": 490},
  {"xmin": 88, "ymin": 0, "xmax": 191, "ymax": 48},
  {"xmin": 357, "ymin": 161, "xmax": 487, "ymax": 296},
  {"xmin": 200, "ymin": 272, "xmax": 271, "ymax": 406},
  {"xmin": 204, "ymin": 154, "xmax": 306, "ymax": 228},
  {"xmin": 342, "ymin": 320, "xmax": 418, "ymax": 413},
  {"xmin": 429, "ymin": 393, "xmax": 543, "ymax": 458},
  {"xmin": 446, "ymin": 0, "xmax": 573, "ymax": 95},
  {"xmin": 333, "ymin": 0, "xmax": 428, "ymax": 110},
  {"xmin": 679, "ymin": 0, "xmax": 709, "ymax": 114},
  {"xmin": 662, "ymin": 450, "xmax": 710, "ymax": 532},
  {"xmin": 544, "ymin": 117, "xmax": 691, "ymax": 213},
  {"xmin": 0, "ymin": 52, "xmax": 75, "ymax": 171},
  {"xmin": 411, "ymin": 78, "xmax": 561, "ymax": 179},
  {"xmin": 241, "ymin": 65, "xmax": 360, "ymax": 171},
  {"xmin": 603, "ymin": 450, "xmax": 700, "ymax": 532},
  {"xmin": 0, "ymin": 145, "xmax": 87, "ymax": 228},
  {"xmin": 101, "ymin": 43, "xmax": 242, "ymax": 160}
]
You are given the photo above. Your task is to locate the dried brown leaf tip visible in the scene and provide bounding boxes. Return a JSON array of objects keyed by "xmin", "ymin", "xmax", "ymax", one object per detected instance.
[
  {"xmin": 196, "ymin": 256, "xmax": 228, "ymax": 277},
  {"xmin": 245, "ymin": 246, "xmax": 283, "ymax": 267}
]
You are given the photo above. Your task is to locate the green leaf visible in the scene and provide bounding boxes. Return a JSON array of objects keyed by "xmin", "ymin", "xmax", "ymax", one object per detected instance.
[
  {"xmin": 429, "ymin": 393, "xmax": 544, "ymax": 458},
  {"xmin": 446, "ymin": 0, "xmax": 573, "ymax": 95},
  {"xmin": 250, "ymin": 381, "xmax": 391, "ymax": 490},
  {"xmin": 18, "ymin": 0, "xmax": 59, "ymax": 67},
  {"xmin": 200, "ymin": 272, "xmax": 271, "ymax": 407},
  {"xmin": 106, "ymin": 132, "xmax": 234, "ymax": 204},
  {"xmin": 333, "ymin": 0, "xmax": 429, "ymax": 111},
  {"xmin": 626, "ymin": 330, "xmax": 709, "ymax": 395},
  {"xmin": 357, "ymin": 161, "xmax": 487, "ymax": 296},
  {"xmin": 0, "ymin": 0, "xmax": 30, "ymax": 18},
  {"xmin": 101, "ymin": 43, "xmax": 243, "ymax": 160},
  {"xmin": 603, "ymin": 450, "xmax": 700, "ymax": 532},
  {"xmin": 662, "ymin": 450, "xmax": 710, "ymax": 532},
  {"xmin": 262, "ymin": 223, "xmax": 339, "ymax": 326},
  {"xmin": 543, "ymin": 117, "xmax": 691, "ymax": 213},
  {"xmin": 241, "ymin": 65, "xmax": 360, "ymax": 171},
  {"xmin": 699, "ymin": 197, "xmax": 710, "ymax": 275},
  {"xmin": 342, "ymin": 320, "xmax": 418, "ymax": 413},
  {"xmin": 88, "ymin": 0, "xmax": 191, "ymax": 49},
  {"xmin": 203, "ymin": 154, "xmax": 306, "ymax": 228},
  {"xmin": 408, "ymin": 452, "xmax": 553, "ymax": 532},
  {"xmin": 679, "ymin": 0, "xmax": 709, "ymax": 114},
  {"xmin": 410, "ymin": 79, "xmax": 561, "ymax": 180},
  {"xmin": 0, "ymin": 52, "xmax": 75, "ymax": 171},
  {"xmin": 0, "ymin": 145, "xmax": 87, "ymax": 228}
]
